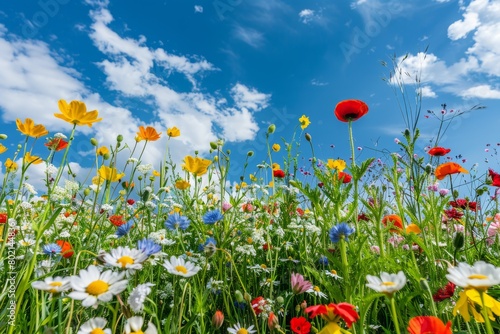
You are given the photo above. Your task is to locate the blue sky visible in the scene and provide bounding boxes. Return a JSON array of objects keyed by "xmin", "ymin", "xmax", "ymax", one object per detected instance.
[{"xmin": 0, "ymin": 0, "xmax": 499, "ymax": 188}]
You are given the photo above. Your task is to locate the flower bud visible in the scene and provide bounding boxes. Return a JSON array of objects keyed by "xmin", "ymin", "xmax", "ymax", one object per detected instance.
[
  {"xmin": 305, "ymin": 133, "xmax": 312, "ymax": 142},
  {"xmin": 453, "ymin": 232, "xmax": 464, "ymax": 250},
  {"xmin": 244, "ymin": 292, "xmax": 252, "ymax": 303},
  {"xmin": 210, "ymin": 142, "xmax": 218, "ymax": 150},
  {"xmin": 90, "ymin": 138, "xmax": 98, "ymax": 146},
  {"xmin": 83, "ymin": 188, "xmax": 91, "ymax": 196},
  {"xmin": 212, "ymin": 310, "xmax": 224, "ymax": 329},
  {"xmin": 247, "ymin": 151, "xmax": 254, "ymax": 157},
  {"xmin": 103, "ymin": 153, "xmax": 110, "ymax": 160},
  {"xmin": 117, "ymin": 134, "xmax": 123, "ymax": 142},
  {"xmin": 235, "ymin": 290, "xmax": 244, "ymax": 303},
  {"xmin": 268, "ymin": 312, "xmax": 279, "ymax": 331},
  {"xmin": 0, "ymin": 134, "xmax": 7, "ymax": 140},
  {"xmin": 276, "ymin": 296, "xmax": 284, "ymax": 305},
  {"xmin": 267, "ymin": 124, "xmax": 276, "ymax": 134}
]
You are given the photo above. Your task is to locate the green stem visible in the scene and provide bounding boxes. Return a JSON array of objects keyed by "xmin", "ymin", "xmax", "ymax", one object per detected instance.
[
  {"xmin": 339, "ymin": 238, "xmax": 351, "ymax": 303},
  {"xmin": 480, "ymin": 291, "xmax": 494, "ymax": 334},
  {"xmin": 389, "ymin": 296, "xmax": 401, "ymax": 334}
]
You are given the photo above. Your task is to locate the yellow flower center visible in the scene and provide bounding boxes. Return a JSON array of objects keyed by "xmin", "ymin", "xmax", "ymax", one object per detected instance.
[
  {"xmin": 469, "ymin": 274, "xmax": 488, "ymax": 280},
  {"xmin": 86, "ymin": 280, "xmax": 109, "ymax": 296},
  {"xmin": 130, "ymin": 331, "xmax": 144, "ymax": 334},
  {"xmin": 261, "ymin": 264, "xmax": 267, "ymax": 269},
  {"xmin": 331, "ymin": 269, "xmax": 337, "ymax": 275},
  {"xmin": 49, "ymin": 281, "xmax": 63, "ymax": 293},
  {"xmin": 117, "ymin": 255, "xmax": 134, "ymax": 268},
  {"xmin": 175, "ymin": 265, "xmax": 188, "ymax": 274},
  {"xmin": 313, "ymin": 286, "xmax": 321, "ymax": 292},
  {"xmin": 90, "ymin": 329, "xmax": 106, "ymax": 334},
  {"xmin": 236, "ymin": 329, "xmax": 248, "ymax": 334},
  {"xmin": 381, "ymin": 281, "xmax": 396, "ymax": 286}
]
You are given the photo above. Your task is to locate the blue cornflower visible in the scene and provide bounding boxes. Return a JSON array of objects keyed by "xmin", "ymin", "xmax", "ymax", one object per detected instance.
[
  {"xmin": 137, "ymin": 238, "xmax": 162, "ymax": 256},
  {"xmin": 329, "ymin": 222, "xmax": 355, "ymax": 243},
  {"xmin": 116, "ymin": 220, "xmax": 134, "ymax": 238},
  {"xmin": 198, "ymin": 237, "xmax": 217, "ymax": 255},
  {"xmin": 43, "ymin": 243, "xmax": 62, "ymax": 256},
  {"xmin": 165, "ymin": 213, "xmax": 190, "ymax": 230},
  {"xmin": 318, "ymin": 255, "xmax": 329, "ymax": 266},
  {"xmin": 202, "ymin": 209, "xmax": 223, "ymax": 224}
]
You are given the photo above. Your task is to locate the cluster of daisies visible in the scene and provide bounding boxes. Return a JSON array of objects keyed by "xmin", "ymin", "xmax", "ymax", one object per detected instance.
[{"xmin": 31, "ymin": 244, "xmax": 201, "ymax": 333}]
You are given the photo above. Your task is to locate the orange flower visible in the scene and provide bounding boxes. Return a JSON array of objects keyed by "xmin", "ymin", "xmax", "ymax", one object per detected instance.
[
  {"xmin": 382, "ymin": 214, "xmax": 404, "ymax": 232},
  {"xmin": 175, "ymin": 179, "xmax": 190, "ymax": 190},
  {"xmin": 408, "ymin": 316, "xmax": 452, "ymax": 334},
  {"xmin": 16, "ymin": 118, "xmax": 49, "ymax": 138},
  {"xmin": 24, "ymin": 152, "xmax": 43, "ymax": 165},
  {"xmin": 137, "ymin": 126, "xmax": 161, "ymax": 142},
  {"xmin": 56, "ymin": 240, "xmax": 74, "ymax": 258},
  {"xmin": 45, "ymin": 137, "xmax": 68, "ymax": 151},
  {"xmin": 405, "ymin": 223, "xmax": 421, "ymax": 234},
  {"xmin": 435, "ymin": 162, "xmax": 469, "ymax": 180},
  {"xmin": 334, "ymin": 100, "xmax": 369, "ymax": 122}
]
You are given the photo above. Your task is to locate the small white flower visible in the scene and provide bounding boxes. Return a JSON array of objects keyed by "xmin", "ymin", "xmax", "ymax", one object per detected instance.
[
  {"xmin": 128, "ymin": 283, "xmax": 155, "ymax": 313},
  {"xmin": 306, "ymin": 286, "xmax": 328, "ymax": 299},
  {"xmin": 68, "ymin": 265, "xmax": 128, "ymax": 307},
  {"xmin": 23, "ymin": 183, "xmax": 37, "ymax": 195},
  {"xmin": 101, "ymin": 204, "xmax": 113, "ymax": 212},
  {"xmin": 77, "ymin": 317, "xmax": 111, "ymax": 334},
  {"xmin": 54, "ymin": 132, "xmax": 67, "ymax": 139},
  {"xmin": 227, "ymin": 323, "xmax": 256, "ymax": 334},
  {"xmin": 446, "ymin": 261, "xmax": 500, "ymax": 290},
  {"xmin": 31, "ymin": 276, "xmax": 71, "ymax": 294},
  {"xmin": 124, "ymin": 316, "xmax": 157, "ymax": 334},
  {"xmin": 366, "ymin": 271, "xmax": 407, "ymax": 295},
  {"xmin": 163, "ymin": 256, "xmax": 200, "ymax": 277},
  {"xmin": 102, "ymin": 246, "xmax": 148, "ymax": 273}
]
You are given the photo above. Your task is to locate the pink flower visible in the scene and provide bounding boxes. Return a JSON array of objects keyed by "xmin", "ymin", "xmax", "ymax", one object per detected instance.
[{"xmin": 291, "ymin": 273, "xmax": 313, "ymax": 295}]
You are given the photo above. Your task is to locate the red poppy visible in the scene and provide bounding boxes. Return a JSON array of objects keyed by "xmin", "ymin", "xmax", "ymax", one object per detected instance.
[
  {"xmin": 337, "ymin": 171, "xmax": 352, "ymax": 183},
  {"xmin": 296, "ymin": 208, "xmax": 305, "ymax": 216},
  {"xmin": 489, "ymin": 169, "xmax": 500, "ymax": 187},
  {"xmin": 434, "ymin": 162, "xmax": 468, "ymax": 180},
  {"xmin": 290, "ymin": 317, "xmax": 311, "ymax": 334},
  {"xmin": 273, "ymin": 169, "xmax": 285, "ymax": 178},
  {"xmin": 449, "ymin": 199, "xmax": 478, "ymax": 211},
  {"xmin": 444, "ymin": 208, "xmax": 463, "ymax": 220},
  {"xmin": 305, "ymin": 302, "xmax": 359, "ymax": 328},
  {"xmin": 382, "ymin": 214, "xmax": 404, "ymax": 232},
  {"xmin": 262, "ymin": 243, "xmax": 272, "ymax": 251},
  {"xmin": 433, "ymin": 282, "xmax": 455, "ymax": 302},
  {"xmin": 407, "ymin": 316, "xmax": 452, "ymax": 334},
  {"xmin": 251, "ymin": 296, "xmax": 266, "ymax": 315},
  {"xmin": 334, "ymin": 99, "xmax": 369, "ymax": 122},
  {"xmin": 127, "ymin": 198, "xmax": 135, "ymax": 205},
  {"xmin": 0, "ymin": 213, "xmax": 7, "ymax": 224},
  {"xmin": 428, "ymin": 147, "xmax": 451, "ymax": 157},
  {"xmin": 357, "ymin": 213, "xmax": 369, "ymax": 222},
  {"xmin": 45, "ymin": 137, "xmax": 69, "ymax": 152},
  {"xmin": 109, "ymin": 215, "xmax": 126, "ymax": 227},
  {"xmin": 56, "ymin": 240, "xmax": 74, "ymax": 258}
]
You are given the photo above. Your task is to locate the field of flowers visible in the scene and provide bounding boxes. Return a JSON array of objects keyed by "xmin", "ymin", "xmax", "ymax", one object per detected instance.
[{"xmin": 1, "ymin": 69, "xmax": 500, "ymax": 334}]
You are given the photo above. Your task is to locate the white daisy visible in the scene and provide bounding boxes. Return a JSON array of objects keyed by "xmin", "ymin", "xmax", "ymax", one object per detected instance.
[
  {"xmin": 306, "ymin": 286, "xmax": 328, "ymax": 299},
  {"xmin": 124, "ymin": 316, "xmax": 157, "ymax": 334},
  {"xmin": 31, "ymin": 276, "xmax": 71, "ymax": 294},
  {"xmin": 366, "ymin": 271, "xmax": 407, "ymax": 296},
  {"xmin": 102, "ymin": 246, "xmax": 148, "ymax": 273},
  {"xmin": 163, "ymin": 256, "xmax": 200, "ymax": 277},
  {"xmin": 128, "ymin": 283, "xmax": 155, "ymax": 313},
  {"xmin": 446, "ymin": 261, "xmax": 500, "ymax": 290},
  {"xmin": 227, "ymin": 323, "xmax": 256, "ymax": 334},
  {"xmin": 68, "ymin": 265, "xmax": 128, "ymax": 307},
  {"xmin": 77, "ymin": 317, "xmax": 111, "ymax": 334}
]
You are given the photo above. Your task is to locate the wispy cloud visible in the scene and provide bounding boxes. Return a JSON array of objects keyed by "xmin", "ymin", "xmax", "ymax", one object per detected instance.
[
  {"xmin": 194, "ymin": 5, "xmax": 203, "ymax": 13},
  {"xmin": 299, "ymin": 9, "xmax": 316, "ymax": 24},
  {"xmin": 233, "ymin": 25, "xmax": 265, "ymax": 48}
]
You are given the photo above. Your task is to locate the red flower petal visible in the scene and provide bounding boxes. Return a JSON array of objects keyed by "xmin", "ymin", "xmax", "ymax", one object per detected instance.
[{"xmin": 334, "ymin": 100, "xmax": 369, "ymax": 122}]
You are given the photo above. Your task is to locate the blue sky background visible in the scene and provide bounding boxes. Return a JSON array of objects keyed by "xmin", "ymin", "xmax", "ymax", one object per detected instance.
[{"xmin": 0, "ymin": 0, "xmax": 499, "ymax": 189}]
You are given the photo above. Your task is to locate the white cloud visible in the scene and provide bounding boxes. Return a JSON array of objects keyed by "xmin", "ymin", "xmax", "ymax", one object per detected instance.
[
  {"xmin": 448, "ymin": 11, "xmax": 480, "ymax": 40},
  {"xmin": 231, "ymin": 83, "xmax": 270, "ymax": 111},
  {"xmin": 311, "ymin": 79, "xmax": 329, "ymax": 86},
  {"xmin": 460, "ymin": 85, "xmax": 500, "ymax": 99},
  {"xmin": 420, "ymin": 86, "xmax": 437, "ymax": 98},
  {"xmin": 194, "ymin": 5, "xmax": 203, "ymax": 13},
  {"xmin": 299, "ymin": 9, "xmax": 315, "ymax": 24},
  {"xmin": 233, "ymin": 25, "xmax": 264, "ymax": 48}
]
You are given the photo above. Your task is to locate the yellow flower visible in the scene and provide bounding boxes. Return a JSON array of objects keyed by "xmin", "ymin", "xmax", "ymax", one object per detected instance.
[
  {"xmin": 405, "ymin": 223, "xmax": 421, "ymax": 234},
  {"xmin": 24, "ymin": 152, "xmax": 43, "ymax": 165},
  {"xmin": 183, "ymin": 155, "xmax": 212, "ymax": 176},
  {"xmin": 167, "ymin": 127, "xmax": 180, "ymax": 137},
  {"xmin": 137, "ymin": 126, "xmax": 161, "ymax": 142},
  {"xmin": 175, "ymin": 179, "xmax": 190, "ymax": 190},
  {"xmin": 318, "ymin": 322, "xmax": 341, "ymax": 334},
  {"xmin": 249, "ymin": 174, "xmax": 257, "ymax": 182},
  {"xmin": 0, "ymin": 144, "xmax": 7, "ymax": 154},
  {"xmin": 299, "ymin": 115, "xmax": 311, "ymax": 130},
  {"xmin": 272, "ymin": 163, "xmax": 280, "ymax": 171},
  {"xmin": 54, "ymin": 100, "xmax": 102, "ymax": 127},
  {"xmin": 454, "ymin": 288, "xmax": 500, "ymax": 322},
  {"xmin": 98, "ymin": 166, "xmax": 125, "ymax": 182},
  {"xmin": 272, "ymin": 143, "xmax": 280, "ymax": 152},
  {"xmin": 326, "ymin": 159, "xmax": 346, "ymax": 172},
  {"xmin": 5, "ymin": 158, "xmax": 18, "ymax": 172},
  {"xmin": 16, "ymin": 118, "xmax": 49, "ymax": 138},
  {"xmin": 268, "ymin": 180, "xmax": 274, "ymax": 188},
  {"xmin": 97, "ymin": 146, "xmax": 109, "ymax": 156},
  {"xmin": 153, "ymin": 170, "xmax": 161, "ymax": 177}
]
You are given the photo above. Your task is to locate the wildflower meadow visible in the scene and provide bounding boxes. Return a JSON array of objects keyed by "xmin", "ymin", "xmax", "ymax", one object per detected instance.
[{"xmin": 2, "ymin": 61, "xmax": 500, "ymax": 334}]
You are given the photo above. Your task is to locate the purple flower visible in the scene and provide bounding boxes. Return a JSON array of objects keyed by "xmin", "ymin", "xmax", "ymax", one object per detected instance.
[{"xmin": 291, "ymin": 273, "xmax": 313, "ymax": 295}]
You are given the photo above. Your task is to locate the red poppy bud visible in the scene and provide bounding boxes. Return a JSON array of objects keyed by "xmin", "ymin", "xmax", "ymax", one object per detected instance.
[{"xmin": 211, "ymin": 310, "xmax": 224, "ymax": 329}]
